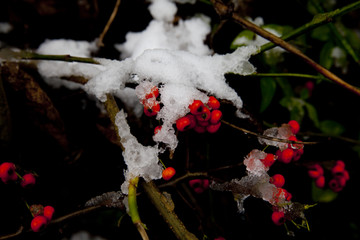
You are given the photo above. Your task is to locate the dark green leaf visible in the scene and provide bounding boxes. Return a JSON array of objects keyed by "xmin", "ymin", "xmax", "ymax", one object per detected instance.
[
  {"xmin": 230, "ymin": 30, "xmax": 255, "ymax": 49},
  {"xmin": 305, "ymin": 102, "xmax": 320, "ymax": 128},
  {"xmin": 319, "ymin": 120, "xmax": 345, "ymax": 136},
  {"xmin": 312, "ymin": 181, "xmax": 338, "ymax": 203},
  {"xmin": 260, "ymin": 77, "xmax": 276, "ymax": 112},
  {"xmin": 319, "ymin": 41, "xmax": 334, "ymax": 69}
]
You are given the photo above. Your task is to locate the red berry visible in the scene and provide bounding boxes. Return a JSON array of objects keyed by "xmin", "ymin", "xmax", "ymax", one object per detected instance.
[
  {"xmin": 207, "ymin": 96, "xmax": 220, "ymax": 110},
  {"xmin": 270, "ymin": 174, "xmax": 285, "ymax": 188},
  {"xmin": 20, "ymin": 173, "xmax": 36, "ymax": 188},
  {"xmin": 187, "ymin": 114, "xmax": 197, "ymax": 129},
  {"xmin": 260, "ymin": 153, "xmax": 276, "ymax": 168},
  {"xmin": 271, "ymin": 211, "xmax": 285, "ymax": 226},
  {"xmin": 43, "ymin": 206, "xmax": 55, "ymax": 221},
  {"xmin": 329, "ymin": 178, "xmax": 343, "ymax": 192},
  {"xmin": 308, "ymin": 163, "xmax": 324, "ymax": 179},
  {"xmin": 315, "ymin": 175, "xmax": 325, "ymax": 188},
  {"xmin": 276, "ymin": 148, "xmax": 294, "ymax": 164},
  {"xmin": 331, "ymin": 165, "xmax": 345, "ymax": 176},
  {"xmin": 189, "ymin": 179, "xmax": 209, "ymax": 194},
  {"xmin": 176, "ymin": 116, "xmax": 191, "ymax": 131},
  {"xmin": 206, "ymin": 122, "xmax": 221, "ymax": 133},
  {"xmin": 209, "ymin": 110, "xmax": 222, "ymax": 124},
  {"xmin": 154, "ymin": 125, "xmax": 162, "ymax": 135},
  {"xmin": 196, "ymin": 106, "xmax": 211, "ymax": 122},
  {"xmin": 189, "ymin": 100, "xmax": 204, "ymax": 115},
  {"xmin": 31, "ymin": 215, "xmax": 48, "ymax": 232},
  {"xmin": 162, "ymin": 167, "xmax": 176, "ymax": 181},
  {"xmin": 335, "ymin": 160, "xmax": 345, "ymax": 168},
  {"xmin": 0, "ymin": 162, "xmax": 18, "ymax": 183},
  {"xmin": 144, "ymin": 102, "xmax": 160, "ymax": 117},
  {"xmin": 197, "ymin": 119, "xmax": 210, "ymax": 127},
  {"xmin": 292, "ymin": 148, "xmax": 304, "ymax": 161},
  {"xmin": 145, "ymin": 86, "xmax": 159, "ymax": 99},
  {"xmin": 288, "ymin": 120, "xmax": 300, "ymax": 134}
]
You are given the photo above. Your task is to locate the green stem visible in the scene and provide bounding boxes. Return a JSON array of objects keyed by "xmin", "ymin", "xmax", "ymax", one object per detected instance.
[
  {"xmin": 128, "ymin": 177, "xmax": 149, "ymax": 240},
  {"xmin": 260, "ymin": 0, "xmax": 360, "ymax": 53},
  {"xmin": 22, "ymin": 52, "xmax": 100, "ymax": 64},
  {"xmin": 248, "ymin": 73, "xmax": 324, "ymax": 80}
]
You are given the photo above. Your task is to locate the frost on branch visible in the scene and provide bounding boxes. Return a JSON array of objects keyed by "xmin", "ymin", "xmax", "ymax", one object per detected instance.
[
  {"xmin": 115, "ymin": 110, "xmax": 163, "ymax": 194},
  {"xmin": 211, "ymin": 149, "xmax": 291, "ymax": 213},
  {"xmin": 258, "ymin": 123, "xmax": 293, "ymax": 150}
]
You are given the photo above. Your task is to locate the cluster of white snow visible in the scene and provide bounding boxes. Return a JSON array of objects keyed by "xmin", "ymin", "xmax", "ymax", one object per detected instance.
[{"xmin": 34, "ymin": 0, "xmax": 258, "ymax": 195}]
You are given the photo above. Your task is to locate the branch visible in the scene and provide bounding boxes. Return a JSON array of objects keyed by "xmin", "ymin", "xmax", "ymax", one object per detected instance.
[
  {"xmin": 142, "ymin": 181, "xmax": 199, "ymax": 240},
  {"xmin": 97, "ymin": 0, "xmax": 121, "ymax": 47},
  {"xmin": 247, "ymin": 72, "xmax": 324, "ymax": 80},
  {"xmin": 211, "ymin": 0, "xmax": 360, "ymax": 96},
  {"xmin": 221, "ymin": 120, "xmax": 318, "ymax": 145}
]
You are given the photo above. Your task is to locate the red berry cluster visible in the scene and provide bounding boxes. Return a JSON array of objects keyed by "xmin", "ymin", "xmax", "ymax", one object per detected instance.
[
  {"xmin": 139, "ymin": 85, "xmax": 161, "ymax": 117},
  {"xmin": 188, "ymin": 178, "xmax": 209, "ymax": 194},
  {"xmin": 308, "ymin": 160, "xmax": 349, "ymax": 192},
  {"xmin": 0, "ymin": 162, "xmax": 36, "ymax": 188},
  {"xmin": 276, "ymin": 120, "xmax": 304, "ymax": 164},
  {"xmin": 176, "ymin": 96, "xmax": 222, "ymax": 133},
  {"xmin": 30, "ymin": 204, "xmax": 55, "ymax": 232}
]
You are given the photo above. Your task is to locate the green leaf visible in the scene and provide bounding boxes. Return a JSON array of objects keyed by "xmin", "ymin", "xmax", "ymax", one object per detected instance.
[
  {"xmin": 260, "ymin": 77, "xmax": 276, "ymax": 112},
  {"xmin": 319, "ymin": 120, "xmax": 345, "ymax": 136},
  {"xmin": 230, "ymin": 30, "xmax": 256, "ymax": 49},
  {"xmin": 305, "ymin": 102, "xmax": 320, "ymax": 128},
  {"xmin": 319, "ymin": 41, "xmax": 334, "ymax": 69},
  {"xmin": 312, "ymin": 181, "xmax": 338, "ymax": 203},
  {"xmin": 279, "ymin": 97, "xmax": 305, "ymax": 123},
  {"xmin": 311, "ymin": 25, "xmax": 331, "ymax": 42}
]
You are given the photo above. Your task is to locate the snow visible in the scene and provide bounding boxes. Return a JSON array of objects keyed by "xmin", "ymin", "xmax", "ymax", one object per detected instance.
[
  {"xmin": 115, "ymin": 110, "xmax": 163, "ymax": 194},
  {"xmin": 0, "ymin": 22, "xmax": 12, "ymax": 34},
  {"xmin": 33, "ymin": 0, "xmax": 258, "ymax": 195}
]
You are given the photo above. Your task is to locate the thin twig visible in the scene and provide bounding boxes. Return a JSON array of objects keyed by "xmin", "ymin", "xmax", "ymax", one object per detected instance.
[
  {"xmin": 97, "ymin": 0, "xmax": 121, "ymax": 47},
  {"xmin": 221, "ymin": 120, "xmax": 318, "ymax": 145}
]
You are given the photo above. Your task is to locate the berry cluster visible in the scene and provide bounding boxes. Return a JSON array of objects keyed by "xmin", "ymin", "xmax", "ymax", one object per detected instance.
[
  {"xmin": 30, "ymin": 204, "xmax": 55, "ymax": 232},
  {"xmin": 176, "ymin": 97, "xmax": 222, "ymax": 133},
  {"xmin": 188, "ymin": 178, "xmax": 209, "ymax": 194},
  {"xmin": 0, "ymin": 162, "xmax": 36, "ymax": 188},
  {"xmin": 308, "ymin": 160, "xmax": 349, "ymax": 192},
  {"xmin": 275, "ymin": 120, "xmax": 304, "ymax": 164},
  {"xmin": 139, "ymin": 85, "xmax": 161, "ymax": 117}
]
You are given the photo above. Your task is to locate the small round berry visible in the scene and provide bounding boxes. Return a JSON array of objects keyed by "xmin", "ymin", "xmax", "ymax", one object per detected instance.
[
  {"xmin": 335, "ymin": 160, "xmax": 345, "ymax": 168},
  {"xmin": 187, "ymin": 114, "xmax": 197, "ymax": 129},
  {"xmin": 206, "ymin": 122, "xmax": 221, "ymax": 133},
  {"xmin": 331, "ymin": 164, "xmax": 345, "ymax": 176},
  {"xmin": 145, "ymin": 86, "xmax": 159, "ymax": 99},
  {"xmin": 288, "ymin": 135, "xmax": 303, "ymax": 150},
  {"xmin": 189, "ymin": 100, "xmax": 204, "ymax": 115},
  {"xmin": 196, "ymin": 106, "xmax": 211, "ymax": 122},
  {"xmin": 260, "ymin": 153, "xmax": 276, "ymax": 168},
  {"xmin": 276, "ymin": 148, "xmax": 294, "ymax": 164},
  {"xmin": 43, "ymin": 206, "xmax": 55, "ymax": 221},
  {"xmin": 189, "ymin": 179, "xmax": 209, "ymax": 194},
  {"xmin": 288, "ymin": 120, "xmax": 300, "ymax": 134},
  {"xmin": 20, "ymin": 173, "xmax": 36, "ymax": 188},
  {"xmin": 271, "ymin": 211, "xmax": 285, "ymax": 226},
  {"xmin": 329, "ymin": 178, "xmax": 343, "ymax": 192},
  {"xmin": 292, "ymin": 148, "xmax": 304, "ymax": 161},
  {"xmin": 315, "ymin": 175, "xmax": 325, "ymax": 188},
  {"xmin": 207, "ymin": 96, "xmax": 220, "ymax": 110},
  {"xmin": 0, "ymin": 162, "xmax": 18, "ymax": 183},
  {"xmin": 176, "ymin": 116, "xmax": 191, "ymax": 131},
  {"xmin": 270, "ymin": 174, "xmax": 285, "ymax": 188},
  {"xmin": 209, "ymin": 110, "xmax": 222, "ymax": 124},
  {"xmin": 162, "ymin": 167, "xmax": 176, "ymax": 181},
  {"xmin": 197, "ymin": 119, "xmax": 210, "ymax": 127},
  {"xmin": 308, "ymin": 163, "xmax": 324, "ymax": 179},
  {"xmin": 154, "ymin": 125, "xmax": 162, "ymax": 135},
  {"xmin": 144, "ymin": 102, "xmax": 160, "ymax": 117},
  {"xmin": 31, "ymin": 215, "xmax": 48, "ymax": 232}
]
